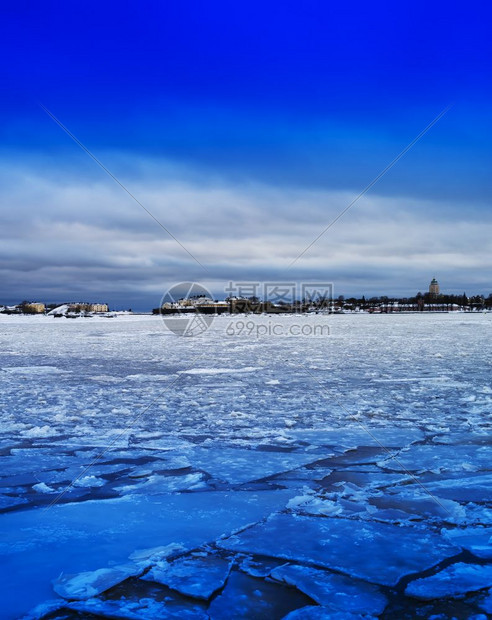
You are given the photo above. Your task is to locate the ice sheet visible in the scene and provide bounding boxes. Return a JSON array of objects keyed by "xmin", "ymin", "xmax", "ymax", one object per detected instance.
[{"xmin": 1, "ymin": 313, "xmax": 491, "ymax": 618}]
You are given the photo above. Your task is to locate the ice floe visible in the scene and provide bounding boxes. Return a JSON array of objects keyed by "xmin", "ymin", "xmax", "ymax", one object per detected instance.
[
  {"xmin": 283, "ymin": 608, "xmax": 377, "ymax": 620},
  {"xmin": 178, "ymin": 366, "xmax": 263, "ymax": 375},
  {"xmin": 218, "ymin": 513, "xmax": 459, "ymax": 586},
  {"xmin": 128, "ymin": 543, "xmax": 187, "ymax": 566},
  {"xmin": 68, "ymin": 597, "xmax": 209, "ymax": 619},
  {"xmin": 270, "ymin": 563, "xmax": 387, "ymax": 614},
  {"xmin": 53, "ymin": 563, "xmax": 143, "ymax": 600},
  {"xmin": 405, "ymin": 562, "xmax": 492, "ymax": 600},
  {"xmin": 443, "ymin": 527, "xmax": 492, "ymax": 559},
  {"xmin": 142, "ymin": 554, "xmax": 232, "ymax": 600},
  {"xmin": 207, "ymin": 570, "xmax": 312, "ymax": 618},
  {"xmin": 188, "ymin": 446, "xmax": 326, "ymax": 485}
]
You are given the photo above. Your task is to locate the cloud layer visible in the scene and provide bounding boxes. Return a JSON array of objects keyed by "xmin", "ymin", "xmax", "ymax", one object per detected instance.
[{"xmin": 1, "ymin": 157, "xmax": 490, "ymax": 309}]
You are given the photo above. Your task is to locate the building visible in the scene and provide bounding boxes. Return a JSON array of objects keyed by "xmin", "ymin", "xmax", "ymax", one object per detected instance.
[
  {"xmin": 87, "ymin": 303, "xmax": 109, "ymax": 313},
  {"xmin": 429, "ymin": 278, "xmax": 440, "ymax": 298},
  {"xmin": 67, "ymin": 302, "xmax": 109, "ymax": 313}
]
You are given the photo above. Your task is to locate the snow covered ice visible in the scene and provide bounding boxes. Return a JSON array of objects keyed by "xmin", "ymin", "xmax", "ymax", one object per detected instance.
[
  {"xmin": 269, "ymin": 563, "xmax": 388, "ymax": 614},
  {"xmin": 217, "ymin": 513, "xmax": 459, "ymax": 586},
  {"xmin": 0, "ymin": 312, "xmax": 491, "ymax": 618},
  {"xmin": 405, "ymin": 562, "xmax": 492, "ymax": 600},
  {"xmin": 142, "ymin": 555, "xmax": 233, "ymax": 600}
]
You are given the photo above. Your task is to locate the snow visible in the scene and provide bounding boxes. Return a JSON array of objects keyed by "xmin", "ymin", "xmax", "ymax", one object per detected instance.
[
  {"xmin": 47, "ymin": 304, "xmax": 70, "ymax": 316},
  {"xmin": 0, "ymin": 313, "xmax": 491, "ymax": 618}
]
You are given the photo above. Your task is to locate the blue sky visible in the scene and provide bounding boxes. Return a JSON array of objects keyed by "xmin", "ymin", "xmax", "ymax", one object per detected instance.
[{"xmin": 1, "ymin": 2, "xmax": 491, "ymax": 309}]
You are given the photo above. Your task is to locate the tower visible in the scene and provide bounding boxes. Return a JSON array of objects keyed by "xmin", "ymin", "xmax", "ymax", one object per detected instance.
[{"xmin": 429, "ymin": 278, "xmax": 440, "ymax": 299}]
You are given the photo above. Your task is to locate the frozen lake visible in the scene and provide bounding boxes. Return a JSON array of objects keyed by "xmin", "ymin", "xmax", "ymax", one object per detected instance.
[{"xmin": 0, "ymin": 313, "xmax": 491, "ymax": 618}]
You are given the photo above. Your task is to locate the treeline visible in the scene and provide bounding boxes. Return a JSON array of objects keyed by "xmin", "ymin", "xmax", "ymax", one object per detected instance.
[{"xmin": 339, "ymin": 293, "xmax": 492, "ymax": 310}]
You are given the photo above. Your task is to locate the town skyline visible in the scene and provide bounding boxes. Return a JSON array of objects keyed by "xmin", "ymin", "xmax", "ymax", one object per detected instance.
[{"xmin": 2, "ymin": 278, "xmax": 491, "ymax": 314}]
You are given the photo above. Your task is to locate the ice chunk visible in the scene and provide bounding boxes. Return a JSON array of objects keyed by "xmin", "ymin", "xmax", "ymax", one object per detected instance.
[
  {"xmin": 125, "ymin": 373, "xmax": 172, "ymax": 382},
  {"xmin": 32, "ymin": 482, "xmax": 56, "ymax": 494},
  {"xmin": 321, "ymin": 470, "xmax": 413, "ymax": 492},
  {"xmin": 287, "ymin": 494, "xmax": 343, "ymax": 517},
  {"xmin": 68, "ymin": 597, "xmax": 209, "ymax": 619},
  {"xmin": 116, "ymin": 473, "xmax": 207, "ymax": 494},
  {"xmin": 405, "ymin": 562, "xmax": 492, "ymax": 600},
  {"xmin": 283, "ymin": 607, "xmax": 377, "ymax": 620},
  {"xmin": 1, "ymin": 366, "xmax": 70, "ymax": 375},
  {"xmin": 207, "ymin": 570, "xmax": 312, "ymax": 619},
  {"xmin": 73, "ymin": 475, "xmax": 105, "ymax": 488},
  {"xmin": 20, "ymin": 599, "xmax": 65, "ymax": 620},
  {"xmin": 218, "ymin": 514, "xmax": 459, "ymax": 586},
  {"xmin": 271, "ymin": 563, "xmax": 387, "ymax": 614},
  {"xmin": 129, "ymin": 543, "xmax": 187, "ymax": 566},
  {"xmin": 0, "ymin": 494, "xmax": 29, "ymax": 509},
  {"xmin": 369, "ymin": 488, "xmax": 466, "ymax": 523},
  {"xmin": 378, "ymin": 445, "xmax": 491, "ymax": 474},
  {"xmin": 89, "ymin": 374, "xmax": 125, "ymax": 383},
  {"xmin": 189, "ymin": 447, "xmax": 324, "ymax": 485},
  {"xmin": 239, "ymin": 555, "xmax": 285, "ymax": 578},
  {"xmin": 21, "ymin": 426, "xmax": 58, "ymax": 439},
  {"xmin": 291, "ymin": 427, "xmax": 424, "ymax": 450},
  {"xmin": 141, "ymin": 452, "xmax": 192, "ymax": 469},
  {"xmin": 478, "ymin": 589, "xmax": 492, "ymax": 614},
  {"xmin": 178, "ymin": 366, "xmax": 262, "ymax": 375},
  {"xmin": 414, "ymin": 473, "xmax": 492, "ymax": 503},
  {"xmin": 53, "ymin": 563, "xmax": 143, "ymax": 600},
  {"xmin": 142, "ymin": 554, "xmax": 232, "ymax": 600},
  {"xmin": 443, "ymin": 527, "xmax": 492, "ymax": 559}
]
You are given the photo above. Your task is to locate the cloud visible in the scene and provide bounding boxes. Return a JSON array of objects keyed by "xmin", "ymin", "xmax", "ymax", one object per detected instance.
[{"xmin": 0, "ymin": 156, "xmax": 491, "ymax": 308}]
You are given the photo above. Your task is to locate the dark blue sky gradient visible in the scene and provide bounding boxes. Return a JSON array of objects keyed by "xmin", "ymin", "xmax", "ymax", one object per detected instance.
[{"xmin": 2, "ymin": 3, "xmax": 491, "ymax": 186}]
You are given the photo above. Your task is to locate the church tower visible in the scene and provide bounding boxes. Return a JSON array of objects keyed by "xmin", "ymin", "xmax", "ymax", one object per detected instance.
[{"xmin": 429, "ymin": 278, "xmax": 440, "ymax": 298}]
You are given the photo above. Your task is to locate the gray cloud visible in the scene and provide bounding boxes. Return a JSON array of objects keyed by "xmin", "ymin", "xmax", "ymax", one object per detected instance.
[{"xmin": 0, "ymin": 157, "xmax": 491, "ymax": 309}]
